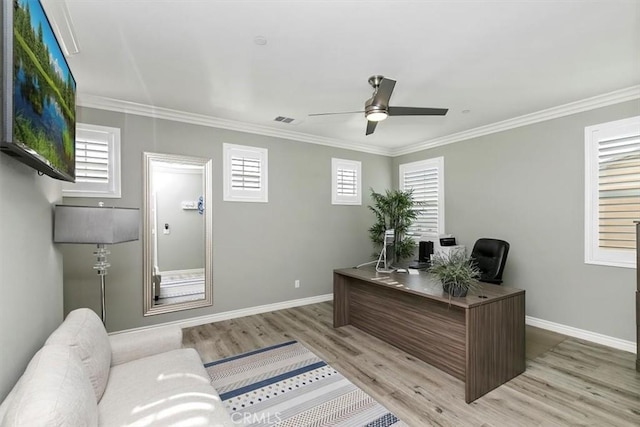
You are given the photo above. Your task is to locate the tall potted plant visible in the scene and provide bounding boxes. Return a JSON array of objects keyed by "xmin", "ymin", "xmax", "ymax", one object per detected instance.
[{"xmin": 368, "ymin": 189, "xmax": 422, "ymax": 264}]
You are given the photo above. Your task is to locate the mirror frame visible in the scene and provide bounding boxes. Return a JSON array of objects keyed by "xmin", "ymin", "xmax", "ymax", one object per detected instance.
[{"xmin": 143, "ymin": 152, "xmax": 213, "ymax": 316}]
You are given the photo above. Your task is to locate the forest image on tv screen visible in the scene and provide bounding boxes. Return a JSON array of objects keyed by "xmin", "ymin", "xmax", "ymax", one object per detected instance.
[{"xmin": 13, "ymin": 0, "xmax": 76, "ymax": 177}]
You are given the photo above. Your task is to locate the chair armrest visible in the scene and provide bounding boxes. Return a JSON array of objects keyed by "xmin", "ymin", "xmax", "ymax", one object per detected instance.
[{"xmin": 109, "ymin": 326, "xmax": 183, "ymax": 366}]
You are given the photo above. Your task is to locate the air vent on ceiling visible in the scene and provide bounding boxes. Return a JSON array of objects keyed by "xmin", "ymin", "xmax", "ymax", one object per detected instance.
[{"xmin": 274, "ymin": 116, "xmax": 296, "ymax": 124}]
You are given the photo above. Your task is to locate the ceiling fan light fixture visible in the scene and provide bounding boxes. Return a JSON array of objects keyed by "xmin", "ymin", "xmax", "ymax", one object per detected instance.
[
  {"xmin": 365, "ymin": 107, "xmax": 389, "ymax": 122},
  {"xmin": 366, "ymin": 111, "xmax": 388, "ymax": 122}
]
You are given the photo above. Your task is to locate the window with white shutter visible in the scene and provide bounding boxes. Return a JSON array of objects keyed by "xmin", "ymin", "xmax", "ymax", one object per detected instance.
[
  {"xmin": 62, "ymin": 123, "xmax": 121, "ymax": 198},
  {"xmin": 223, "ymin": 143, "xmax": 268, "ymax": 202},
  {"xmin": 585, "ymin": 116, "xmax": 639, "ymax": 268},
  {"xmin": 399, "ymin": 157, "xmax": 444, "ymax": 239},
  {"xmin": 332, "ymin": 158, "xmax": 361, "ymax": 205}
]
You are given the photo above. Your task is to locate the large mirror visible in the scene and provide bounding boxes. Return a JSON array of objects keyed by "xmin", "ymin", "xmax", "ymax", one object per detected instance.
[{"xmin": 143, "ymin": 152, "xmax": 213, "ymax": 316}]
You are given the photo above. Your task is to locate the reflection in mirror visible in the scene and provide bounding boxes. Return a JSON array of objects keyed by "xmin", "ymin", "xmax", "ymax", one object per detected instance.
[{"xmin": 143, "ymin": 152, "xmax": 213, "ymax": 316}]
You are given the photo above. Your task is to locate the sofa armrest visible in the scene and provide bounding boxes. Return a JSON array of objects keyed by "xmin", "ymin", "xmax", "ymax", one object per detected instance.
[
  {"xmin": 109, "ymin": 326, "xmax": 183, "ymax": 366},
  {"xmin": 0, "ymin": 386, "xmax": 16, "ymax": 424}
]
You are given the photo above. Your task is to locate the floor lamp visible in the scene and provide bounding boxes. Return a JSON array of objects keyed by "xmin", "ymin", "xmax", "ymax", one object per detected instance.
[{"xmin": 54, "ymin": 204, "xmax": 140, "ymax": 325}]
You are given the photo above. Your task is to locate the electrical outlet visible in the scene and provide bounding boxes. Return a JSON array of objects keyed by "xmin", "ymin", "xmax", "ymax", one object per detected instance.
[{"xmin": 294, "ymin": 279, "xmax": 300, "ymax": 288}]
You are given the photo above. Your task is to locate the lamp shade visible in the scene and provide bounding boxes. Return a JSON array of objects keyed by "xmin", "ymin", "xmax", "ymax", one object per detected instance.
[{"xmin": 54, "ymin": 205, "xmax": 140, "ymax": 244}]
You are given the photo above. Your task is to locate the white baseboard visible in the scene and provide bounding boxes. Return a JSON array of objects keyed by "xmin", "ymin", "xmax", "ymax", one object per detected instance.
[
  {"xmin": 110, "ymin": 294, "xmax": 333, "ymax": 335},
  {"xmin": 111, "ymin": 295, "xmax": 636, "ymax": 356},
  {"xmin": 526, "ymin": 316, "xmax": 636, "ymax": 354}
]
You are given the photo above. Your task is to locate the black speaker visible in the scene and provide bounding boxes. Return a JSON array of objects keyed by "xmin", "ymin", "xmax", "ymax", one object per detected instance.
[{"xmin": 418, "ymin": 241, "xmax": 434, "ymax": 262}]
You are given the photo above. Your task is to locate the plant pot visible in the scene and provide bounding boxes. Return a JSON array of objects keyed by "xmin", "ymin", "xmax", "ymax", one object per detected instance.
[{"xmin": 442, "ymin": 282, "xmax": 468, "ymax": 298}]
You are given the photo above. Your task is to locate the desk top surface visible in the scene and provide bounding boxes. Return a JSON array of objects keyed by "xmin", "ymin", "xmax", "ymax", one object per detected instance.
[{"xmin": 334, "ymin": 267, "xmax": 525, "ymax": 308}]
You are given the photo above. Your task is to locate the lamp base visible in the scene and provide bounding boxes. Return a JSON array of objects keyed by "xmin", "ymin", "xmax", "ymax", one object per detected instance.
[{"xmin": 93, "ymin": 244, "xmax": 110, "ymax": 325}]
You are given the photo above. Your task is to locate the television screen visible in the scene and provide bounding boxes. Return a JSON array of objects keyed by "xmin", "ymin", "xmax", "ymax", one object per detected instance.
[{"xmin": 1, "ymin": 0, "xmax": 76, "ymax": 182}]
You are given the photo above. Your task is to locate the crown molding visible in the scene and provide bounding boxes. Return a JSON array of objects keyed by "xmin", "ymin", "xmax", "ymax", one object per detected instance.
[
  {"xmin": 79, "ymin": 85, "xmax": 640, "ymax": 159},
  {"xmin": 77, "ymin": 94, "xmax": 393, "ymax": 156},
  {"xmin": 390, "ymin": 85, "xmax": 640, "ymax": 157},
  {"xmin": 45, "ymin": 0, "xmax": 81, "ymax": 56}
]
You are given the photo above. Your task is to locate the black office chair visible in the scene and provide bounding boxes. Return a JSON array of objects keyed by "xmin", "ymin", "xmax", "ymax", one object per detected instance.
[{"xmin": 470, "ymin": 238, "xmax": 510, "ymax": 285}]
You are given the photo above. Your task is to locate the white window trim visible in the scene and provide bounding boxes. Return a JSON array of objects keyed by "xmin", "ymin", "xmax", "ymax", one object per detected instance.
[
  {"xmin": 584, "ymin": 116, "xmax": 639, "ymax": 269},
  {"xmin": 399, "ymin": 156, "xmax": 445, "ymax": 240},
  {"xmin": 62, "ymin": 123, "xmax": 121, "ymax": 198},
  {"xmin": 332, "ymin": 158, "xmax": 362, "ymax": 205},
  {"xmin": 223, "ymin": 143, "xmax": 268, "ymax": 203}
]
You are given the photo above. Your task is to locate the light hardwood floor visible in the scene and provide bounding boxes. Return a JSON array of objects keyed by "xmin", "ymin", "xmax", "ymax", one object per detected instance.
[{"xmin": 183, "ymin": 302, "xmax": 640, "ymax": 426}]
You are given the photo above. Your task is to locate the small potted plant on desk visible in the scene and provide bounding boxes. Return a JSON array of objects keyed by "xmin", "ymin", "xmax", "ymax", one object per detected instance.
[{"xmin": 428, "ymin": 250, "xmax": 480, "ymax": 297}]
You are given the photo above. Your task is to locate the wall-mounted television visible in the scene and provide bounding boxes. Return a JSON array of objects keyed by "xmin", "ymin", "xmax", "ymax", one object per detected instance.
[{"xmin": 1, "ymin": 0, "xmax": 76, "ymax": 182}]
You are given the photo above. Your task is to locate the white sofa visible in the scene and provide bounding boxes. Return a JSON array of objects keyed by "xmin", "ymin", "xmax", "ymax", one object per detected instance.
[{"xmin": 0, "ymin": 309, "xmax": 234, "ymax": 426}]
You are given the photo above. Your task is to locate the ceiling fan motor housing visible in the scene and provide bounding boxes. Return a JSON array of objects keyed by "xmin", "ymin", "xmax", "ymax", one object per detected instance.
[
  {"xmin": 365, "ymin": 75, "xmax": 389, "ymax": 120},
  {"xmin": 365, "ymin": 98, "xmax": 388, "ymax": 116}
]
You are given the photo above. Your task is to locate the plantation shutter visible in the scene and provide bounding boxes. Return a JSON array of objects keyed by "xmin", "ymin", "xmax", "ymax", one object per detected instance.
[
  {"xmin": 332, "ymin": 158, "xmax": 361, "ymax": 205},
  {"xmin": 75, "ymin": 135, "xmax": 109, "ymax": 183},
  {"xmin": 337, "ymin": 168, "xmax": 357, "ymax": 196},
  {"xmin": 62, "ymin": 124, "xmax": 121, "ymax": 198},
  {"xmin": 597, "ymin": 134, "xmax": 640, "ymax": 250},
  {"xmin": 223, "ymin": 143, "xmax": 268, "ymax": 202},
  {"xmin": 399, "ymin": 157, "xmax": 444, "ymax": 238},
  {"xmin": 231, "ymin": 156, "xmax": 261, "ymax": 191}
]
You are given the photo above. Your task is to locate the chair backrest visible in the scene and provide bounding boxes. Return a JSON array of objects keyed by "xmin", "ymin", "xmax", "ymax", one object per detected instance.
[{"xmin": 470, "ymin": 238, "xmax": 510, "ymax": 285}]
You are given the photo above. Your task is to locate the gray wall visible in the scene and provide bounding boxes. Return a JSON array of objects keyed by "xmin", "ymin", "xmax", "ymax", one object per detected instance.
[
  {"xmin": 393, "ymin": 100, "xmax": 640, "ymax": 342},
  {"xmin": 155, "ymin": 168, "xmax": 204, "ymax": 272},
  {"xmin": 2, "ymin": 99, "xmax": 636, "ymax": 403},
  {"xmin": 0, "ymin": 157, "xmax": 63, "ymax": 401},
  {"xmin": 62, "ymin": 107, "xmax": 392, "ymax": 332}
]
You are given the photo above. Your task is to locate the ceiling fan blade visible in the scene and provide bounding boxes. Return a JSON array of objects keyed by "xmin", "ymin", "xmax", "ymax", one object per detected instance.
[
  {"xmin": 365, "ymin": 120, "xmax": 378, "ymax": 135},
  {"xmin": 371, "ymin": 78, "xmax": 396, "ymax": 106},
  {"xmin": 308, "ymin": 110, "xmax": 364, "ymax": 117},
  {"xmin": 388, "ymin": 106, "xmax": 448, "ymax": 116}
]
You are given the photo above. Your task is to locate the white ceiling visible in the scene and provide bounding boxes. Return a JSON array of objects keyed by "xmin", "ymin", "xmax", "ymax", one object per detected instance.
[{"xmin": 43, "ymin": 0, "xmax": 640, "ymax": 153}]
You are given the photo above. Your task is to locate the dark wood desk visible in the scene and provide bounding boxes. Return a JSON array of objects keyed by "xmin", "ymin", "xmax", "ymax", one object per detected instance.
[{"xmin": 333, "ymin": 268, "xmax": 526, "ymax": 403}]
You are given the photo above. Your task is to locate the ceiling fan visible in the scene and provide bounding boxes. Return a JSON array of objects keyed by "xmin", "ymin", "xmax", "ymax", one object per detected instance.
[{"xmin": 309, "ymin": 75, "xmax": 448, "ymax": 135}]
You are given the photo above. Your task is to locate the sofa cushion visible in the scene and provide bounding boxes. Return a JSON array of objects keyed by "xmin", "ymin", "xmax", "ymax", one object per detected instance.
[
  {"xmin": 109, "ymin": 326, "xmax": 182, "ymax": 366},
  {"xmin": 45, "ymin": 308, "xmax": 111, "ymax": 401},
  {"xmin": 0, "ymin": 345, "xmax": 98, "ymax": 427},
  {"xmin": 99, "ymin": 348, "xmax": 233, "ymax": 427}
]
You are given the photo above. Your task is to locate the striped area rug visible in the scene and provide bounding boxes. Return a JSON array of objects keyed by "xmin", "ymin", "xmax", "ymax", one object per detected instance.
[{"xmin": 205, "ymin": 341, "xmax": 406, "ymax": 426}]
